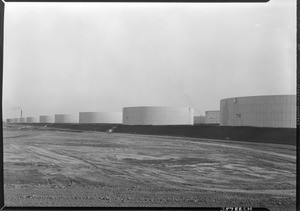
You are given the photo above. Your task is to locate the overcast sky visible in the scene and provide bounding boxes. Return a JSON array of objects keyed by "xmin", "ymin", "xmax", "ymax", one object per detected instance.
[{"xmin": 3, "ymin": 0, "xmax": 296, "ymax": 119}]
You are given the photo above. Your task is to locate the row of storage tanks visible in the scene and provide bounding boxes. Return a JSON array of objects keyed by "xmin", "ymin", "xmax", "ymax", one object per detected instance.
[
  {"xmin": 6, "ymin": 95, "xmax": 296, "ymax": 128},
  {"xmin": 7, "ymin": 112, "xmax": 123, "ymax": 124}
]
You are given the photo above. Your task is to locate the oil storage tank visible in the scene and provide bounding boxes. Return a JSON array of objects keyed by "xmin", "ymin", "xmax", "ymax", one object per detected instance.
[
  {"xmin": 55, "ymin": 114, "xmax": 79, "ymax": 123},
  {"xmin": 205, "ymin": 110, "xmax": 220, "ymax": 124},
  {"xmin": 123, "ymin": 106, "xmax": 194, "ymax": 125},
  {"xmin": 26, "ymin": 117, "xmax": 39, "ymax": 123},
  {"xmin": 39, "ymin": 115, "xmax": 54, "ymax": 123},
  {"xmin": 79, "ymin": 112, "xmax": 122, "ymax": 123},
  {"xmin": 220, "ymin": 95, "xmax": 296, "ymax": 128}
]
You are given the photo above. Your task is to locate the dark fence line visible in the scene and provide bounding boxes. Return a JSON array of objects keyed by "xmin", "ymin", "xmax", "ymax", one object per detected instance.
[{"xmin": 19, "ymin": 123, "xmax": 296, "ymax": 145}]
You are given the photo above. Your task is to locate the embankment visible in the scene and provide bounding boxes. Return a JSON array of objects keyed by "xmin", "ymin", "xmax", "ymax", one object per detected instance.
[{"xmin": 20, "ymin": 123, "xmax": 296, "ymax": 145}]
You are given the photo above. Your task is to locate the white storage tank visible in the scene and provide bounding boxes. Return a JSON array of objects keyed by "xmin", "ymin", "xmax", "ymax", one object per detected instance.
[
  {"xmin": 39, "ymin": 115, "xmax": 54, "ymax": 123},
  {"xmin": 19, "ymin": 117, "xmax": 26, "ymax": 123},
  {"xmin": 26, "ymin": 117, "xmax": 39, "ymax": 123},
  {"xmin": 205, "ymin": 110, "xmax": 220, "ymax": 124},
  {"xmin": 55, "ymin": 114, "xmax": 79, "ymax": 123},
  {"xmin": 194, "ymin": 116, "xmax": 206, "ymax": 124},
  {"xmin": 13, "ymin": 118, "xmax": 19, "ymax": 123},
  {"xmin": 220, "ymin": 95, "xmax": 296, "ymax": 128},
  {"xmin": 123, "ymin": 106, "xmax": 194, "ymax": 125},
  {"xmin": 79, "ymin": 112, "xmax": 122, "ymax": 124}
]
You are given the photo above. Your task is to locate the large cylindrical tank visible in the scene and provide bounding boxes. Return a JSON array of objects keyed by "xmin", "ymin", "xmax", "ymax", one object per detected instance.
[
  {"xmin": 123, "ymin": 106, "xmax": 194, "ymax": 125},
  {"xmin": 19, "ymin": 117, "xmax": 26, "ymax": 123},
  {"xmin": 205, "ymin": 110, "xmax": 220, "ymax": 124},
  {"xmin": 79, "ymin": 112, "xmax": 122, "ymax": 124},
  {"xmin": 220, "ymin": 95, "xmax": 296, "ymax": 128},
  {"xmin": 39, "ymin": 115, "xmax": 54, "ymax": 123},
  {"xmin": 13, "ymin": 118, "xmax": 19, "ymax": 123},
  {"xmin": 26, "ymin": 117, "xmax": 39, "ymax": 123},
  {"xmin": 55, "ymin": 114, "xmax": 79, "ymax": 123}
]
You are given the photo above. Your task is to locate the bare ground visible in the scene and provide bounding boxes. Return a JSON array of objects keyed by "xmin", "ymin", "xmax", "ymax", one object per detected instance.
[{"xmin": 3, "ymin": 124, "xmax": 296, "ymax": 210}]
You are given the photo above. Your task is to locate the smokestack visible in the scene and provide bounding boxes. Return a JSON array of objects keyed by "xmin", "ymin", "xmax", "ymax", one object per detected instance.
[{"xmin": 21, "ymin": 110, "xmax": 22, "ymax": 118}]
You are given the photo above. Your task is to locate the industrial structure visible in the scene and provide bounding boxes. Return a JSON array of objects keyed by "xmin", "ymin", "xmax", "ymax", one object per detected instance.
[
  {"xmin": 39, "ymin": 115, "xmax": 55, "ymax": 123},
  {"xmin": 220, "ymin": 95, "xmax": 296, "ymax": 128},
  {"xmin": 123, "ymin": 106, "xmax": 194, "ymax": 125},
  {"xmin": 79, "ymin": 112, "xmax": 122, "ymax": 124},
  {"xmin": 13, "ymin": 118, "xmax": 19, "ymax": 123},
  {"xmin": 194, "ymin": 116, "xmax": 205, "ymax": 124},
  {"xmin": 205, "ymin": 110, "xmax": 220, "ymax": 124},
  {"xmin": 26, "ymin": 117, "xmax": 39, "ymax": 123},
  {"xmin": 55, "ymin": 114, "xmax": 79, "ymax": 123}
]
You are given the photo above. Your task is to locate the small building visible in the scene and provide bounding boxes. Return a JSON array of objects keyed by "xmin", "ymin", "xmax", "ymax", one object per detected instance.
[
  {"xmin": 55, "ymin": 114, "xmax": 79, "ymax": 123},
  {"xmin": 205, "ymin": 110, "xmax": 220, "ymax": 124},
  {"xmin": 194, "ymin": 116, "xmax": 206, "ymax": 124},
  {"xmin": 19, "ymin": 117, "xmax": 26, "ymax": 123},
  {"xmin": 123, "ymin": 106, "xmax": 194, "ymax": 125},
  {"xmin": 79, "ymin": 112, "xmax": 122, "ymax": 124},
  {"xmin": 39, "ymin": 115, "xmax": 55, "ymax": 123},
  {"xmin": 6, "ymin": 119, "xmax": 13, "ymax": 123},
  {"xmin": 26, "ymin": 117, "xmax": 39, "ymax": 123}
]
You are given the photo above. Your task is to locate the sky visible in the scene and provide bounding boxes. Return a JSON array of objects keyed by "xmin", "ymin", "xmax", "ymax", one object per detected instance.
[{"xmin": 2, "ymin": 0, "xmax": 296, "ymax": 119}]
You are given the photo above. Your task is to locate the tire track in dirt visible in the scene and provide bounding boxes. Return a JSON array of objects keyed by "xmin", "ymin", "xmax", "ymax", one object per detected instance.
[{"xmin": 22, "ymin": 146, "xmax": 85, "ymax": 166}]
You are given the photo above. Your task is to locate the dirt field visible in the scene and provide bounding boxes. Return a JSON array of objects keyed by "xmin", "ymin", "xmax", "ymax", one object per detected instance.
[{"xmin": 3, "ymin": 124, "xmax": 296, "ymax": 210}]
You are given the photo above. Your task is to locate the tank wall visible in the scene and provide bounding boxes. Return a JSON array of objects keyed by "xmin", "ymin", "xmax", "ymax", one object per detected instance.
[
  {"xmin": 79, "ymin": 112, "xmax": 122, "ymax": 123},
  {"xmin": 26, "ymin": 117, "xmax": 39, "ymax": 123},
  {"xmin": 194, "ymin": 116, "xmax": 205, "ymax": 124},
  {"xmin": 40, "ymin": 115, "xmax": 55, "ymax": 123},
  {"xmin": 55, "ymin": 114, "xmax": 79, "ymax": 123},
  {"xmin": 123, "ymin": 107, "xmax": 194, "ymax": 125},
  {"xmin": 205, "ymin": 111, "xmax": 220, "ymax": 124},
  {"xmin": 220, "ymin": 95, "xmax": 296, "ymax": 128}
]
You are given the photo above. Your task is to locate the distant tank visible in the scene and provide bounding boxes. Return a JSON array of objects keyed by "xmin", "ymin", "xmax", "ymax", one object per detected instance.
[{"xmin": 123, "ymin": 106, "xmax": 194, "ymax": 125}]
